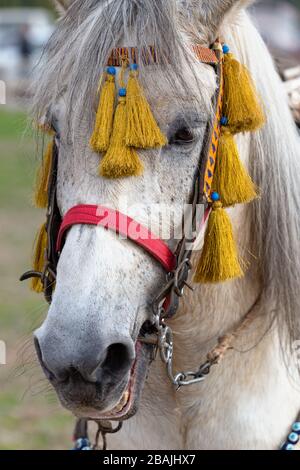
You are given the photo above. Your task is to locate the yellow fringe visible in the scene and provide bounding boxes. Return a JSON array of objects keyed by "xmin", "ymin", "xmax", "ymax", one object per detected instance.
[
  {"xmin": 126, "ymin": 70, "xmax": 167, "ymax": 149},
  {"xmin": 37, "ymin": 122, "xmax": 55, "ymax": 135},
  {"xmin": 90, "ymin": 73, "xmax": 116, "ymax": 153},
  {"xmin": 223, "ymin": 53, "xmax": 265, "ymax": 134},
  {"xmin": 212, "ymin": 128, "xmax": 258, "ymax": 207},
  {"xmin": 194, "ymin": 202, "xmax": 243, "ymax": 283},
  {"xmin": 100, "ymin": 96, "xmax": 144, "ymax": 178},
  {"xmin": 31, "ymin": 223, "xmax": 47, "ymax": 293},
  {"xmin": 34, "ymin": 140, "xmax": 53, "ymax": 209}
]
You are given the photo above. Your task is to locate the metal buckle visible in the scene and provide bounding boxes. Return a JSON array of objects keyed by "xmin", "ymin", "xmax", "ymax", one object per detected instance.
[
  {"xmin": 20, "ymin": 262, "xmax": 56, "ymax": 304},
  {"xmin": 151, "ymin": 257, "xmax": 194, "ymax": 321},
  {"xmin": 42, "ymin": 262, "xmax": 57, "ymax": 304},
  {"xmin": 173, "ymin": 258, "xmax": 194, "ymax": 297}
]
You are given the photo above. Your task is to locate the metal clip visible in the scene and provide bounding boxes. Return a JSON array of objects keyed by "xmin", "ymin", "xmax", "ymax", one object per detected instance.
[{"xmin": 94, "ymin": 421, "xmax": 123, "ymax": 451}]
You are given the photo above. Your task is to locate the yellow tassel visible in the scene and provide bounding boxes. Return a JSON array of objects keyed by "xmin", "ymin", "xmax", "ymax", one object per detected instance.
[
  {"xmin": 126, "ymin": 67, "xmax": 167, "ymax": 149},
  {"xmin": 223, "ymin": 52, "xmax": 265, "ymax": 134},
  {"xmin": 31, "ymin": 223, "xmax": 47, "ymax": 293},
  {"xmin": 37, "ymin": 123, "xmax": 54, "ymax": 135},
  {"xmin": 34, "ymin": 140, "xmax": 54, "ymax": 209},
  {"xmin": 90, "ymin": 67, "xmax": 116, "ymax": 153},
  {"xmin": 212, "ymin": 128, "xmax": 258, "ymax": 207},
  {"xmin": 100, "ymin": 91, "xmax": 144, "ymax": 178},
  {"xmin": 194, "ymin": 201, "xmax": 243, "ymax": 283}
]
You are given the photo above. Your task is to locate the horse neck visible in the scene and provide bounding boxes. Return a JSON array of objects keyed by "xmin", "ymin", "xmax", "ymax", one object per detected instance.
[
  {"xmin": 125, "ymin": 263, "xmax": 291, "ymax": 450},
  {"xmin": 110, "ymin": 270, "xmax": 299, "ymax": 449},
  {"xmin": 143, "ymin": 263, "xmax": 299, "ymax": 450}
]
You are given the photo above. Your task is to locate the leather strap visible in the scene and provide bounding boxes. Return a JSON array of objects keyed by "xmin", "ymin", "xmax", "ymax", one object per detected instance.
[
  {"xmin": 57, "ymin": 205, "xmax": 177, "ymax": 273},
  {"xmin": 107, "ymin": 45, "xmax": 219, "ymax": 67}
]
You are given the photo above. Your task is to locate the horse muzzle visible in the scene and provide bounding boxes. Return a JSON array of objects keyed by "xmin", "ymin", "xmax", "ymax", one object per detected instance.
[{"xmin": 34, "ymin": 332, "xmax": 151, "ymax": 420}]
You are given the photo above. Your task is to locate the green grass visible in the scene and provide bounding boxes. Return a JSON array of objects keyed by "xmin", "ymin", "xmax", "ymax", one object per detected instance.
[
  {"xmin": 0, "ymin": 109, "xmax": 36, "ymax": 208},
  {"xmin": 0, "ymin": 108, "xmax": 73, "ymax": 450},
  {"xmin": 0, "ymin": 109, "xmax": 29, "ymax": 139}
]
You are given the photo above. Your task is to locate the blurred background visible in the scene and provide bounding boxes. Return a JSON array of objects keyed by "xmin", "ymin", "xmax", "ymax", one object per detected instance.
[{"xmin": 0, "ymin": 0, "xmax": 299, "ymax": 450}]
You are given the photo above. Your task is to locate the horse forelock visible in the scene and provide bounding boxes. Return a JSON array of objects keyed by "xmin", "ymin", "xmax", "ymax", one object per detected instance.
[{"xmin": 32, "ymin": 0, "xmax": 201, "ymax": 134}]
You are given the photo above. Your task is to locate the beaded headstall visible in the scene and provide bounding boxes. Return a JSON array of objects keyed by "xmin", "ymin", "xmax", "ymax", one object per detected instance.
[
  {"xmin": 30, "ymin": 41, "xmax": 265, "ymax": 292},
  {"xmin": 281, "ymin": 417, "xmax": 300, "ymax": 451}
]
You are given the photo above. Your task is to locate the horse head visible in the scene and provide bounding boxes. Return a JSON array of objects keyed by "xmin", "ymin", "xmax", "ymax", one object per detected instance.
[{"xmin": 29, "ymin": 0, "xmax": 300, "ymax": 446}]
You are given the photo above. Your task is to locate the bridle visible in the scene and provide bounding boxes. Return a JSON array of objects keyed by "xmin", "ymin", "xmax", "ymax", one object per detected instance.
[
  {"xmin": 21, "ymin": 42, "xmax": 227, "ymax": 386},
  {"xmin": 20, "ymin": 42, "xmax": 300, "ymax": 451},
  {"xmin": 21, "ymin": 42, "xmax": 258, "ymax": 388}
]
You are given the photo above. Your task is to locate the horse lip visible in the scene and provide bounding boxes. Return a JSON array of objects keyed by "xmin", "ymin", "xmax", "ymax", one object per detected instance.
[{"xmin": 83, "ymin": 341, "xmax": 153, "ymax": 422}]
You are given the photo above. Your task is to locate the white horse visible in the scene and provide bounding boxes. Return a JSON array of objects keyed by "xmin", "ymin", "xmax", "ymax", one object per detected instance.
[{"xmin": 31, "ymin": 0, "xmax": 300, "ymax": 450}]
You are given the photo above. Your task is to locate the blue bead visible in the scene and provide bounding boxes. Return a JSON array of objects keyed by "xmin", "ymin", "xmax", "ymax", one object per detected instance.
[
  {"xmin": 73, "ymin": 438, "xmax": 83, "ymax": 450},
  {"xmin": 292, "ymin": 422, "xmax": 300, "ymax": 433},
  {"xmin": 75, "ymin": 438, "xmax": 91, "ymax": 450},
  {"xmin": 119, "ymin": 88, "xmax": 127, "ymax": 97},
  {"xmin": 107, "ymin": 66, "xmax": 116, "ymax": 76},
  {"xmin": 222, "ymin": 44, "xmax": 230, "ymax": 54},
  {"xmin": 288, "ymin": 432, "xmax": 299, "ymax": 443},
  {"xmin": 130, "ymin": 63, "xmax": 139, "ymax": 71},
  {"xmin": 285, "ymin": 443, "xmax": 295, "ymax": 451},
  {"xmin": 221, "ymin": 116, "xmax": 229, "ymax": 126},
  {"xmin": 211, "ymin": 192, "xmax": 220, "ymax": 202}
]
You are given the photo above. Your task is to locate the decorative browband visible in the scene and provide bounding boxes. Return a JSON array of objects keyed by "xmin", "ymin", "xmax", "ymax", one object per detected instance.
[{"xmin": 107, "ymin": 45, "xmax": 219, "ymax": 66}]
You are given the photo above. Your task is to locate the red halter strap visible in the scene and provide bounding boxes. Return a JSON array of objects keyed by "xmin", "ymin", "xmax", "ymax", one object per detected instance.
[{"xmin": 57, "ymin": 205, "xmax": 177, "ymax": 272}]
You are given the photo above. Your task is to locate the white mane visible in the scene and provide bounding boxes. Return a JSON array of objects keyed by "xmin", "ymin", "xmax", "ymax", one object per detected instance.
[{"xmin": 225, "ymin": 13, "xmax": 300, "ymax": 352}]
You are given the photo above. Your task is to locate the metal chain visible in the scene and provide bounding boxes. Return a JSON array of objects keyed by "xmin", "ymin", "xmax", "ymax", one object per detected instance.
[
  {"xmin": 151, "ymin": 291, "xmax": 263, "ymax": 389},
  {"xmin": 153, "ymin": 305, "xmax": 213, "ymax": 389},
  {"xmin": 147, "ymin": 256, "xmax": 216, "ymax": 388}
]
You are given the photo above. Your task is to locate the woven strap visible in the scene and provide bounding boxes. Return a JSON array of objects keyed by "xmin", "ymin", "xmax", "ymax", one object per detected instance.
[
  {"xmin": 203, "ymin": 59, "xmax": 224, "ymax": 199},
  {"xmin": 107, "ymin": 45, "xmax": 219, "ymax": 66}
]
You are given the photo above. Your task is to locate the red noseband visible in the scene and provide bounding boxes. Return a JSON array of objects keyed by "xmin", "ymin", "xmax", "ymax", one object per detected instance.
[{"xmin": 57, "ymin": 204, "xmax": 177, "ymax": 272}]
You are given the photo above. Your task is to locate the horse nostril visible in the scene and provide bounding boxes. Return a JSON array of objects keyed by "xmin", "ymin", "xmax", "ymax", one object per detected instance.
[
  {"xmin": 34, "ymin": 336, "xmax": 56, "ymax": 382},
  {"xmin": 101, "ymin": 342, "xmax": 134, "ymax": 377}
]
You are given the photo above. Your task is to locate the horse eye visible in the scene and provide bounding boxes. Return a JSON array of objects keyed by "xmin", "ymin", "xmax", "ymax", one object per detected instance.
[{"xmin": 170, "ymin": 127, "xmax": 195, "ymax": 145}]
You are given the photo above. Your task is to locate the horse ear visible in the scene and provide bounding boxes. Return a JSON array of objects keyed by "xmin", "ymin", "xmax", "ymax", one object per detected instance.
[
  {"xmin": 178, "ymin": 0, "xmax": 254, "ymax": 43},
  {"xmin": 52, "ymin": 0, "xmax": 73, "ymax": 16}
]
